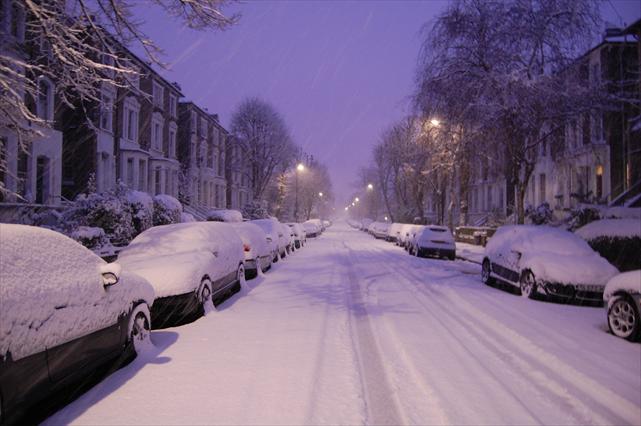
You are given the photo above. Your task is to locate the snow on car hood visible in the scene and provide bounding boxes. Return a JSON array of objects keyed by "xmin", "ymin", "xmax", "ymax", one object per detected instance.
[
  {"xmin": 118, "ymin": 251, "xmax": 216, "ymax": 299},
  {"xmin": 0, "ymin": 224, "xmax": 154, "ymax": 361},
  {"xmin": 231, "ymin": 222, "xmax": 270, "ymax": 260},
  {"xmin": 604, "ymin": 270, "xmax": 641, "ymax": 302},
  {"xmin": 520, "ymin": 252, "xmax": 618, "ymax": 287}
]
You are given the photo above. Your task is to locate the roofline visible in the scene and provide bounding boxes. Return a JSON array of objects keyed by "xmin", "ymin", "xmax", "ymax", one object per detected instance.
[{"xmin": 623, "ymin": 18, "xmax": 641, "ymax": 35}]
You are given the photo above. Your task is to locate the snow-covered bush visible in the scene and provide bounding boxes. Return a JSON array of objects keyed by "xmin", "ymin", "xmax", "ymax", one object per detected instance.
[
  {"xmin": 153, "ymin": 194, "xmax": 182, "ymax": 226},
  {"xmin": 181, "ymin": 212, "xmax": 197, "ymax": 222},
  {"xmin": 526, "ymin": 202, "xmax": 554, "ymax": 225},
  {"xmin": 242, "ymin": 201, "xmax": 269, "ymax": 220},
  {"xmin": 207, "ymin": 209, "xmax": 243, "ymax": 222},
  {"xmin": 567, "ymin": 205, "xmax": 601, "ymax": 231},
  {"xmin": 575, "ymin": 219, "xmax": 641, "ymax": 272},
  {"xmin": 70, "ymin": 226, "xmax": 109, "ymax": 250},
  {"xmin": 68, "ymin": 191, "xmax": 135, "ymax": 245},
  {"xmin": 126, "ymin": 190, "xmax": 154, "ymax": 235}
]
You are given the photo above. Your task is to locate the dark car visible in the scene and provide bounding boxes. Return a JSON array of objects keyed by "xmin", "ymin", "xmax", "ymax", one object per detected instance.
[{"xmin": 0, "ymin": 224, "xmax": 155, "ymax": 425}]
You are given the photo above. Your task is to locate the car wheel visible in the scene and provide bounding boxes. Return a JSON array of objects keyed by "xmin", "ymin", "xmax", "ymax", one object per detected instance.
[
  {"xmin": 198, "ymin": 278, "xmax": 214, "ymax": 314},
  {"xmin": 237, "ymin": 264, "xmax": 246, "ymax": 288},
  {"xmin": 481, "ymin": 258, "xmax": 494, "ymax": 285},
  {"xmin": 608, "ymin": 295, "xmax": 641, "ymax": 342},
  {"xmin": 519, "ymin": 270, "xmax": 537, "ymax": 299},
  {"xmin": 448, "ymin": 253, "xmax": 456, "ymax": 261},
  {"xmin": 128, "ymin": 303, "xmax": 151, "ymax": 355}
]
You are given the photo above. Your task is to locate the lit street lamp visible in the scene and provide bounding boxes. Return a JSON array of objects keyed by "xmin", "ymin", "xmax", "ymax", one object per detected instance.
[
  {"xmin": 354, "ymin": 197, "xmax": 359, "ymax": 203},
  {"xmin": 318, "ymin": 192, "xmax": 323, "ymax": 197},
  {"xmin": 344, "ymin": 207, "xmax": 349, "ymax": 211},
  {"xmin": 296, "ymin": 163, "xmax": 305, "ymax": 172},
  {"xmin": 367, "ymin": 183, "xmax": 374, "ymax": 190},
  {"xmin": 294, "ymin": 163, "xmax": 305, "ymax": 221}
]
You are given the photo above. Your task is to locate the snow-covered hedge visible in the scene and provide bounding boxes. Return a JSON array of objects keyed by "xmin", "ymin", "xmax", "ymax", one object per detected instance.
[
  {"xmin": 70, "ymin": 226, "xmax": 109, "ymax": 250},
  {"xmin": 68, "ymin": 190, "xmax": 135, "ymax": 245},
  {"xmin": 153, "ymin": 194, "xmax": 183, "ymax": 226},
  {"xmin": 127, "ymin": 190, "xmax": 154, "ymax": 235},
  {"xmin": 575, "ymin": 219, "xmax": 641, "ymax": 272},
  {"xmin": 207, "ymin": 209, "xmax": 243, "ymax": 222},
  {"xmin": 526, "ymin": 202, "xmax": 554, "ymax": 225},
  {"xmin": 242, "ymin": 201, "xmax": 269, "ymax": 220}
]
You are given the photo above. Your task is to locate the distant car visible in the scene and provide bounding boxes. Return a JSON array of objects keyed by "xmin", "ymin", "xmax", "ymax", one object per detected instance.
[
  {"xmin": 323, "ymin": 220, "xmax": 331, "ymax": 228},
  {"xmin": 370, "ymin": 222, "xmax": 391, "ymax": 239},
  {"xmin": 118, "ymin": 222, "xmax": 245, "ymax": 328},
  {"xmin": 604, "ymin": 270, "xmax": 641, "ymax": 342},
  {"xmin": 481, "ymin": 225, "xmax": 619, "ymax": 303},
  {"xmin": 410, "ymin": 225, "xmax": 456, "ymax": 260},
  {"xmin": 387, "ymin": 222, "xmax": 406, "ymax": 243},
  {"xmin": 231, "ymin": 222, "xmax": 273, "ymax": 279},
  {"xmin": 403, "ymin": 225, "xmax": 425, "ymax": 250},
  {"xmin": 360, "ymin": 218, "xmax": 373, "ymax": 231},
  {"xmin": 306, "ymin": 218, "xmax": 325, "ymax": 233},
  {"xmin": 286, "ymin": 223, "xmax": 306, "ymax": 248},
  {"xmin": 302, "ymin": 221, "xmax": 321, "ymax": 238},
  {"xmin": 0, "ymin": 224, "xmax": 155, "ymax": 425},
  {"xmin": 251, "ymin": 219, "xmax": 288, "ymax": 260}
]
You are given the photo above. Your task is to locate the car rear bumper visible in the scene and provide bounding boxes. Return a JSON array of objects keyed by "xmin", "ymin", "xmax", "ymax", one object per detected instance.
[{"xmin": 417, "ymin": 247, "xmax": 456, "ymax": 259}]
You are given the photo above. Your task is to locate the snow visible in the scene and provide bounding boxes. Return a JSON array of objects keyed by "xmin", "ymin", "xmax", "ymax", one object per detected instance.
[
  {"xmin": 117, "ymin": 222, "xmax": 243, "ymax": 298},
  {"xmin": 230, "ymin": 222, "xmax": 270, "ymax": 262},
  {"xmin": 575, "ymin": 218, "xmax": 641, "ymax": 240},
  {"xmin": 486, "ymin": 225, "xmax": 619, "ymax": 286},
  {"xmin": 207, "ymin": 209, "xmax": 243, "ymax": 223},
  {"xmin": 70, "ymin": 226, "xmax": 105, "ymax": 240},
  {"xmin": 126, "ymin": 190, "xmax": 154, "ymax": 213},
  {"xmin": 180, "ymin": 212, "xmax": 196, "ymax": 222},
  {"xmin": 416, "ymin": 225, "xmax": 455, "ymax": 249},
  {"xmin": 0, "ymin": 224, "xmax": 154, "ymax": 361},
  {"xmin": 45, "ymin": 222, "xmax": 641, "ymax": 426},
  {"xmin": 250, "ymin": 218, "xmax": 284, "ymax": 252},
  {"xmin": 456, "ymin": 242, "xmax": 485, "ymax": 264},
  {"xmin": 604, "ymin": 270, "xmax": 641, "ymax": 303},
  {"xmin": 153, "ymin": 194, "xmax": 182, "ymax": 212},
  {"xmin": 387, "ymin": 222, "xmax": 407, "ymax": 240},
  {"xmin": 302, "ymin": 221, "xmax": 321, "ymax": 236}
]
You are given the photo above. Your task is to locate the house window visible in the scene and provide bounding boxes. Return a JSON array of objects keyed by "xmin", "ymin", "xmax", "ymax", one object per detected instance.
[
  {"xmin": 9, "ymin": 2, "xmax": 25, "ymax": 42},
  {"xmin": 154, "ymin": 168, "xmax": 161, "ymax": 194},
  {"xmin": 218, "ymin": 151, "xmax": 224, "ymax": 176},
  {"xmin": 138, "ymin": 159, "xmax": 146, "ymax": 190},
  {"xmin": 169, "ymin": 94, "xmax": 177, "ymax": 118},
  {"xmin": 539, "ymin": 174, "xmax": 546, "ymax": 205},
  {"xmin": 191, "ymin": 112, "xmax": 197, "ymax": 132},
  {"xmin": 101, "ymin": 53, "xmax": 115, "ymax": 78},
  {"xmin": 100, "ymin": 91, "xmax": 113, "ymax": 132},
  {"xmin": 152, "ymin": 82, "xmax": 164, "ymax": 109},
  {"xmin": 153, "ymin": 122, "xmax": 161, "ymax": 151},
  {"xmin": 200, "ymin": 118, "xmax": 208, "ymax": 138},
  {"xmin": 123, "ymin": 98, "xmax": 140, "ymax": 143},
  {"xmin": 35, "ymin": 156, "xmax": 50, "ymax": 204},
  {"xmin": 37, "ymin": 77, "xmax": 54, "ymax": 121},
  {"xmin": 168, "ymin": 127, "xmax": 176, "ymax": 158},
  {"xmin": 126, "ymin": 158, "xmax": 134, "ymax": 187},
  {"xmin": 596, "ymin": 165, "xmax": 603, "ymax": 199}
]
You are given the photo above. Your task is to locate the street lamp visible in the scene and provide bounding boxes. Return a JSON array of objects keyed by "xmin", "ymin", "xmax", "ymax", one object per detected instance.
[
  {"xmin": 318, "ymin": 192, "xmax": 323, "ymax": 197},
  {"xmin": 296, "ymin": 163, "xmax": 305, "ymax": 172},
  {"xmin": 354, "ymin": 197, "xmax": 359, "ymax": 203},
  {"xmin": 294, "ymin": 163, "xmax": 305, "ymax": 221},
  {"xmin": 384, "ymin": 216, "xmax": 388, "ymax": 221},
  {"xmin": 344, "ymin": 206, "xmax": 349, "ymax": 211},
  {"xmin": 352, "ymin": 202, "xmax": 355, "ymax": 206},
  {"xmin": 367, "ymin": 183, "xmax": 373, "ymax": 190}
]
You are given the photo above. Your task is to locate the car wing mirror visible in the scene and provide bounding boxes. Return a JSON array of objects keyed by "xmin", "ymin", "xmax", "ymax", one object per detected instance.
[{"xmin": 100, "ymin": 262, "xmax": 121, "ymax": 288}]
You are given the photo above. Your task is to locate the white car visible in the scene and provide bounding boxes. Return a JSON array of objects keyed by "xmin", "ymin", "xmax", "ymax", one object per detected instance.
[
  {"xmin": 118, "ymin": 222, "xmax": 245, "ymax": 328},
  {"xmin": 0, "ymin": 224, "xmax": 154, "ymax": 424},
  {"xmin": 403, "ymin": 224, "xmax": 425, "ymax": 250},
  {"xmin": 231, "ymin": 222, "xmax": 273, "ymax": 278},
  {"xmin": 481, "ymin": 225, "xmax": 619, "ymax": 303},
  {"xmin": 251, "ymin": 219, "xmax": 288, "ymax": 260},
  {"xmin": 370, "ymin": 222, "xmax": 391, "ymax": 239},
  {"xmin": 302, "ymin": 221, "xmax": 321, "ymax": 238},
  {"xmin": 604, "ymin": 270, "xmax": 641, "ymax": 342},
  {"xmin": 286, "ymin": 223, "xmax": 307, "ymax": 249},
  {"xmin": 410, "ymin": 225, "xmax": 456, "ymax": 260},
  {"xmin": 387, "ymin": 222, "xmax": 406, "ymax": 243}
]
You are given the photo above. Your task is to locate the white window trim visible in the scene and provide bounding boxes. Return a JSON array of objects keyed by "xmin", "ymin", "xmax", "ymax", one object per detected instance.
[
  {"xmin": 169, "ymin": 94, "xmax": 177, "ymax": 118},
  {"xmin": 151, "ymin": 112, "xmax": 165, "ymax": 153},
  {"xmin": 123, "ymin": 97, "xmax": 140, "ymax": 143},
  {"xmin": 152, "ymin": 81, "xmax": 164, "ymax": 109},
  {"xmin": 99, "ymin": 85, "xmax": 116, "ymax": 132},
  {"xmin": 36, "ymin": 76, "xmax": 55, "ymax": 121},
  {"xmin": 168, "ymin": 122, "xmax": 177, "ymax": 158}
]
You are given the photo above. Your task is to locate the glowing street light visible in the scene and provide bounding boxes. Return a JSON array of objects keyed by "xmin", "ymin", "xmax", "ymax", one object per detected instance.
[
  {"xmin": 354, "ymin": 197, "xmax": 360, "ymax": 202},
  {"xmin": 344, "ymin": 207, "xmax": 349, "ymax": 211},
  {"xmin": 367, "ymin": 183, "xmax": 374, "ymax": 190},
  {"xmin": 351, "ymin": 202, "xmax": 355, "ymax": 206},
  {"xmin": 318, "ymin": 192, "xmax": 323, "ymax": 197},
  {"xmin": 430, "ymin": 119, "xmax": 441, "ymax": 127},
  {"xmin": 384, "ymin": 216, "xmax": 388, "ymax": 221},
  {"xmin": 296, "ymin": 163, "xmax": 305, "ymax": 172}
]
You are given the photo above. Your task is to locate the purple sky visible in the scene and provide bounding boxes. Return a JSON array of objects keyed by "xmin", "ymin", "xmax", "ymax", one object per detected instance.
[{"xmin": 137, "ymin": 0, "xmax": 641, "ymax": 205}]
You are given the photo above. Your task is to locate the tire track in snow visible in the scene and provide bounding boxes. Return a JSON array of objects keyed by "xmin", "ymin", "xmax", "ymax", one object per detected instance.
[
  {"xmin": 340, "ymin": 240, "xmax": 404, "ymax": 426},
  {"xmin": 391, "ymin": 256, "xmax": 640, "ymax": 425}
]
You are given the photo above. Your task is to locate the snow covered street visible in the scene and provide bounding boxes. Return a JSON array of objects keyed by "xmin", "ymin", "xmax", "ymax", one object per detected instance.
[{"xmin": 45, "ymin": 223, "xmax": 641, "ymax": 425}]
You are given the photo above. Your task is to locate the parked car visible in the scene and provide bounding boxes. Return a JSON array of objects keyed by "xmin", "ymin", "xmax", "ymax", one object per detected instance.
[
  {"xmin": 370, "ymin": 222, "xmax": 391, "ymax": 239},
  {"xmin": 286, "ymin": 223, "xmax": 307, "ymax": 248},
  {"xmin": 306, "ymin": 218, "xmax": 325, "ymax": 233},
  {"xmin": 604, "ymin": 270, "xmax": 641, "ymax": 342},
  {"xmin": 231, "ymin": 222, "xmax": 273, "ymax": 278},
  {"xmin": 403, "ymin": 225, "xmax": 425, "ymax": 250},
  {"xmin": 0, "ymin": 224, "xmax": 155, "ymax": 425},
  {"xmin": 387, "ymin": 222, "xmax": 406, "ymax": 243},
  {"xmin": 481, "ymin": 225, "xmax": 619, "ymax": 303},
  {"xmin": 410, "ymin": 225, "xmax": 456, "ymax": 260},
  {"xmin": 360, "ymin": 218, "xmax": 373, "ymax": 231},
  {"xmin": 302, "ymin": 221, "xmax": 321, "ymax": 238},
  {"xmin": 252, "ymin": 219, "xmax": 288, "ymax": 260},
  {"xmin": 118, "ymin": 222, "xmax": 245, "ymax": 328}
]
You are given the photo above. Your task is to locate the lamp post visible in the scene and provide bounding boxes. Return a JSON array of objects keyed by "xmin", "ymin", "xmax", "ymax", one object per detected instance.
[
  {"xmin": 294, "ymin": 163, "xmax": 305, "ymax": 221},
  {"xmin": 367, "ymin": 183, "xmax": 374, "ymax": 190}
]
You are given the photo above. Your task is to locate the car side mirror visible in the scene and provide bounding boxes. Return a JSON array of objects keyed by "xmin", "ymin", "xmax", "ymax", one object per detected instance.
[
  {"xmin": 510, "ymin": 250, "xmax": 522, "ymax": 259},
  {"xmin": 100, "ymin": 262, "xmax": 121, "ymax": 288}
]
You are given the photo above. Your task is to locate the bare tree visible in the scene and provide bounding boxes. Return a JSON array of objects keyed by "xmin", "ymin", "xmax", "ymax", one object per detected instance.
[
  {"xmin": 230, "ymin": 97, "xmax": 296, "ymax": 200},
  {"xmin": 1, "ymin": 0, "xmax": 238, "ymax": 198}
]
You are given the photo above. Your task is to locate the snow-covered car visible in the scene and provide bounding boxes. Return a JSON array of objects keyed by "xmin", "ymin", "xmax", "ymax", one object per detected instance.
[
  {"xmin": 230, "ymin": 222, "xmax": 273, "ymax": 278},
  {"xmin": 410, "ymin": 225, "xmax": 456, "ymax": 260},
  {"xmin": 604, "ymin": 270, "xmax": 641, "ymax": 342},
  {"xmin": 306, "ymin": 218, "xmax": 325, "ymax": 233},
  {"xmin": 371, "ymin": 222, "xmax": 391, "ymax": 239},
  {"xmin": 323, "ymin": 220, "xmax": 331, "ymax": 228},
  {"xmin": 206, "ymin": 209, "xmax": 243, "ymax": 223},
  {"xmin": 279, "ymin": 222, "xmax": 294, "ymax": 254},
  {"xmin": 118, "ymin": 222, "xmax": 245, "ymax": 328},
  {"xmin": 481, "ymin": 225, "xmax": 619, "ymax": 303},
  {"xmin": 286, "ymin": 223, "xmax": 306, "ymax": 248},
  {"xmin": 302, "ymin": 221, "xmax": 321, "ymax": 238},
  {"xmin": 0, "ymin": 224, "xmax": 155, "ymax": 424},
  {"xmin": 251, "ymin": 219, "xmax": 288, "ymax": 260},
  {"xmin": 360, "ymin": 218, "xmax": 373, "ymax": 231},
  {"xmin": 387, "ymin": 222, "xmax": 406, "ymax": 243},
  {"xmin": 401, "ymin": 224, "xmax": 424, "ymax": 249}
]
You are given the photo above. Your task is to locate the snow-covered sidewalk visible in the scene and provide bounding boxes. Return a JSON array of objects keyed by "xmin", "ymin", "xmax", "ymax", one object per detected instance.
[
  {"xmin": 455, "ymin": 241, "xmax": 485, "ymax": 264},
  {"xmin": 45, "ymin": 223, "xmax": 641, "ymax": 425}
]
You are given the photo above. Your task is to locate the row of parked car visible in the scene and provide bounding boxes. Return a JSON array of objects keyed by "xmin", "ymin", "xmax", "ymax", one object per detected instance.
[
  {"xmin": 348, "ymin": 218, "xmax": 641, "ymax": 343},
  {"xmin": 0, "ymin": 215, "xmax": 330, "ymax": 424}
]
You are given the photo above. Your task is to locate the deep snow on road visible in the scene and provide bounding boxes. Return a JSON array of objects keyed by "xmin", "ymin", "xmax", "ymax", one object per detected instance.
[{"xmin": 45, "ymin": 223, "xmax": 641, "ymax": 425}]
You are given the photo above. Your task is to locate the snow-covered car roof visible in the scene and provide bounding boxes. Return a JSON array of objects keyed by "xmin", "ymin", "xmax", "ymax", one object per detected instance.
[
  {"xmin": 417, "ymin": 226, "xmax": 454, "ymax": 242},
  {"xmin": 486, "ymin": 225, "xmax": 619, "ymax": 286},
  {"xmin": 207, "ymin": 209, "xmax": 243, "ymax": 223},
  {"xmin": 0, "ymin": 224, "xmax": 154, "ymax": 361},
  {"xmin": 388, "ymin": 223, "xmax": 407, "ymax": 237},
  {"xmin": 118, "ymin": 222, "xmax": 244, "ymax": 298},
  {"xmin": 575, "ymin": 219, "xmax": 641, "ymax": 240},
  {"xmin": 604, "ymin": 270, "xmax": 641, "ymax": 302}
]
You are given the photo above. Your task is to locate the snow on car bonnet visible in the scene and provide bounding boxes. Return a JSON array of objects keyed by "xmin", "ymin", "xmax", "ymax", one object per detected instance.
[{"xmin": 0, "ymin": 224, "xmax": 154, "ymax": 361}]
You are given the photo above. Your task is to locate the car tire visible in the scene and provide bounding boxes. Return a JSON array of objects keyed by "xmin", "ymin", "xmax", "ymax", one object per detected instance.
[
  {"xmin": 198, "ymin": 278, "xmax": 214, "ymax": 314},
  {"xmin": 481, "ymin": 258, "xmax": 494, "ymax": 285},
  {"xmin": 237, "ymin": 264, "xmax": 246, "ymax": 288},
  {"xmin": 448, "ymin": 253, "xmax": 456, "ymax": 261},
  {"xmin": 128, "ymin": 303, "xmax": 152, "ymax": 355},
  {"xmin": 608, "ymin": 295, "xmax": 641, "ymax": 342},
  {"xmin": 519, "ymin": 270, "xmax": 537, "ymax": 299}
]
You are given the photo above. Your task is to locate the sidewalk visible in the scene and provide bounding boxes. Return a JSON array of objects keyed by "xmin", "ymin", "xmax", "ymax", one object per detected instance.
[{"xmin": 456, "ymin": 242, "xmax": 484, "ymax": 264}]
